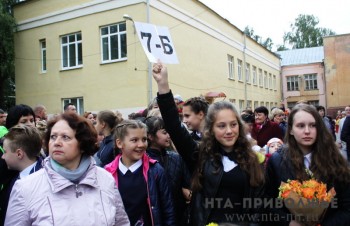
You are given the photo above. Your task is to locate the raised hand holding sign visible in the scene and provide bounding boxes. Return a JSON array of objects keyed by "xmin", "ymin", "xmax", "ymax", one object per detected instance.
[{"xmin": 134, "ymin": 22, "xmax": 179, "ymax": 64}]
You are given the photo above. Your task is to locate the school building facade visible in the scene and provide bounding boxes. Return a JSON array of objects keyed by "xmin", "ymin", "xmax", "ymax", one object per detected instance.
[{"xmin": 13, "ymin": 0, "xmax": 281, "ymax": 116}]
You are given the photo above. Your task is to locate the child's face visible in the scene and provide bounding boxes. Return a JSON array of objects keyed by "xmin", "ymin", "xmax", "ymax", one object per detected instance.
[
  {"xmin": 116, "ymin": 128, "xmax": 147, "ymax": 166},
  {"xmin": 150, "ymin": 129, "xmax": 171, "ymax": 149},
  {"xmin": 269, "ymin": 142, "xmax": 282, "ymax": 154}
]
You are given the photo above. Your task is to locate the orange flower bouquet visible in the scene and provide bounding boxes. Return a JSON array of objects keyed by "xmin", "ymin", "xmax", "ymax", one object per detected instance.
[{"xmin": 279, "ymin": 179, "xmax": 336, "ymax": 226}]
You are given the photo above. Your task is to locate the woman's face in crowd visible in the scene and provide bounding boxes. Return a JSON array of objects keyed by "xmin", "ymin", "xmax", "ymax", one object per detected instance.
[
  {"xmin": 273, "ymin": 113, "xmax": 285, "ymax": 124},
  {"xmin": 17, "ymin": 115, "xmax": 35, "ymax": 127},
  {"xmin": 213, "ymin": 109, "xmax": 239, "ymax": 152},
  {"xmin": 290, "ymin": 110, "xmax": 317, "ymax": 154},
  {"xmin": 49, "ymin": 120, "xmax": 82, "ymax": 170},
  {"xmin": 254, "ymin": 112, "xmax": 267, "ymax": 124}
]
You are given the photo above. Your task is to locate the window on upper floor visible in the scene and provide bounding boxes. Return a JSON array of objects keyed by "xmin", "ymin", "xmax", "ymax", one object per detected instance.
[
  {"xmin": 62, "ymin": 97, "xmax": 84, "ymax": 115},
  {"xmin": 101, "ymin": 22, "xmax": 127, "ymax": 63},
  {"xmin": 304, "ymin": 73, "xmax": 318, "ymax": 90},
  {"xmin": 287, "ymin": 76, "xmax": 299, "ymax": 91},
  {"xmin": 61, "ymin": 32, "xmax": 83, "ymax": 69},
  {"xmin": 246, "ymin": 63, "xmax": 251, "ymax": 83},
  {"xmin": 238, "ymin": 59, "xmax": 242, "ymax": 81},
  {"xmin": 264, "ymin": 71, "xmax": 268, "ymax": 89},
  {"xmin": 258, "ymin": 68, "xmax": 263, "ymax": 87},
  {"xmin": 269, "ymin": 73, "xmax": 272, "ymax": 89},
  {"xmin": 227, "ymin": 55, "xmax": 234, "ymax": 80},
  {"xmin": 40, "ymin": 39, "xmax": 47, "ymax": 73},
  {"xmin": 252, "ymin": 66, "xmax": 257, "ymax": 85},
  {"xmin": 273, "ymin": 75, "xmax": 276, "ymax": 90}
]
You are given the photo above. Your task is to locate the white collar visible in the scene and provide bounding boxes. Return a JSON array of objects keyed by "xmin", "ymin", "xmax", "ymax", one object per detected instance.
[
  {"xmin": 222, "ymin": 156, "xmax": 238, "ymax": 172},
  {"xmin": 20, "ymin": 161, "xmax": 37, "ymax": 179},
  {"xmin": 118, "ymin": 158, "xmax": 142, "ymax": 175}
]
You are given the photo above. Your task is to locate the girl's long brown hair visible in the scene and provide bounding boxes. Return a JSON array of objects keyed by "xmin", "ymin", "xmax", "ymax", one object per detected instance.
[
  {"xmin": 285, "ymin": 104, "xmax": 350, "ymax": 184},
  {"xmin": 191, "ymin": 101, "xmax": 264, "ymax": 192}
]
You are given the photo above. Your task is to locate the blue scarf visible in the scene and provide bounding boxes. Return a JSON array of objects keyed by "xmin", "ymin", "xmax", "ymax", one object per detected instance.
[{"xmin": 50, "ymin": 155, "xmax": 91, "ymax": 183}]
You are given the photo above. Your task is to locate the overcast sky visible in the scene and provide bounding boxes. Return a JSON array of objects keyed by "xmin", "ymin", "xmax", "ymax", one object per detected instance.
[{"xmin": 199, "ymin": 0, "xmax": 350, "ymax": 51}]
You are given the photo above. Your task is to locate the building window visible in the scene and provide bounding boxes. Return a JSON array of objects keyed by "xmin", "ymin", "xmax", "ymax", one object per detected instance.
[
  {"xmin": 101, "ymin": 22, "xmax": 127, "ymax": 63},
  {"xmin": 287, "ymin": 76, "xmax": 299, "ymax": 91},
  {"xmin": 259, "ymin": 69, "xmax": 263, "ymax": 87},
  {"xmin": 252, "ymin": 66, "xmax": 257, "ymax": 85},
  {"xmin": 269, "ymin": 73, "xmax": 272, "ymax": 89},
  {"xmin": 61, "ymin": 33, "xmax": 82, "ymax": 69},
  {"xmin": 239, "ymin": 100, "xmax": 244, "ymax": 112},
  {"xmin": 229, "ymin": 98, "xmax": 236, "ymax": 104},
  {"xmin": 62, "ymin": 97, "xmax": 84, "ymax": 115},
  {"xmin": 238, "ymin": 59, "xmax": 242, "ymax": 81},
  {"xmin": 308, "ymin": 100, "xmax": 319, "ymax": 107},
  {"xmin": 266, "ymin": 102, "xmax": 270, "ymax": 110},
  {"xmin": 304, "ymin": 73, "xmax": 318, "ymax": 90},
  {"xmin": 260, "ymin": 101, "xmax": 264, "ymax": 107},
  {"xmin": 264, "ymin": 71, "xmax": 268, "ymax": 89},
  {"xmin": 227, "ymin": 55, "xmax": 234, "ymax": 79},
  {"xmin": 40, "ymin": 40, "xmax": 46, "ymax": 73},
  {"xmin": 254, "ymin": 101, "xmax": 258, "ymax": 109},
  {"xmin": 246, "ymin": 63, "xmax": 251, "ymax": 83},
  {"xmin": 273, "ymin": 75, "xmax": 276, "ymax": 90},
  {"xmin": 287, "ymin": 102, "xmax": 297, "ymax": 109},
  {"xmin": 247, "ymin": 100, "xmax": 252, "ymax": 109}
]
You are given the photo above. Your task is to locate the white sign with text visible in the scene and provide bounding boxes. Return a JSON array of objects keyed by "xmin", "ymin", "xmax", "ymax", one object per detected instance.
[{"xmin": 134, "ymin": 22, "xmax": 179, "ymax": 64}]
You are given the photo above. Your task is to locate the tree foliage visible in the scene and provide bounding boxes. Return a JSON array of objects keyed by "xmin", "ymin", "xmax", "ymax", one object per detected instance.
[
  {"xmin": 244, "ymin": 26, "xmax": 274, "ymax": 51},
  {"xmin": 0, "ymin": 0, "xmax": 16, "ymax": 110},
  {"xmin": 283, "ymin": 14, "xmax": 336, "ymax": 49}
]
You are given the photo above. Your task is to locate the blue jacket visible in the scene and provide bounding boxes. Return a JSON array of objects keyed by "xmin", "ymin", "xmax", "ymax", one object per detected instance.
[
  {"xmin": 105, "ymin": 154, "xmax": 176, "ymax": 226},
  {"xmin": 95, "ymin": 135, "xmax": 115, "ymax": 167}
]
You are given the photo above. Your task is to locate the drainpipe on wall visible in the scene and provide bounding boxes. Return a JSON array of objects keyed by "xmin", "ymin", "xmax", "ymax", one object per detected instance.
[
  {"xmin": 322, "ymin": 60, "xmax": 327, "ymax": 110},
  {"xmin": 243, "ymin": 34, "xmax": 247, "ymax": 108},
  {"xmin": 147, "ymin": 0, "xmax": 153, "ymax": 104}
]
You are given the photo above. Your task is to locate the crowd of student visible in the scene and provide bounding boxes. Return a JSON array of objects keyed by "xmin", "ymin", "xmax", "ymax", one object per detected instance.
[{"xmin": 0, "ymin": 61, "xmax": 349, "ymax": 226}]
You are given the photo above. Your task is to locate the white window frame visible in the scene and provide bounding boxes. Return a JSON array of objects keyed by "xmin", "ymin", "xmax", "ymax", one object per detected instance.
[
  {"xmin": 252, "ymin": 66, "xmax": 257, "ymax": 85},
  {"xmin": 101, "ymin": 22, "xmax": 127, "ymax": 63},
  {"xmin": 269, "ymin": 73, "xmax": 272, "ymax": 89},
  {"xmin": 246, "ymin": 63, "xmax": 251, "ymax": 83},
  {"xmin": 254, "ymin": 101, "xmax": 259, "ymax": 109},
  {"xmin": 40, "ymin": 39, "xmax": 46, "ymax": 73},
  {"xmin": 264, "ymin": 71, "xmax": 268, "ymax": 89},
  {"xmin": 239, "ymin": 100, "xmax": 244, "ymax": 112},
  {"xmin": 227, "ymin": 55, "xmax": 234, "ymax": 80},
  {"xmin": 238, "ymin": 59, "xmax": 243, "ymax": 81},
  {"xmin": 62, "ymin": 97, "xmax": 84, "ymax": 115},
  {"xmin": 308, "ymin": 100, "xmax": 319, "ymax": 106},
  {"xmin": 61, "ymin": 32, "xmax": 83, "ymax": 69},
  {"xmin": 259, "ymin": 69, "xmax": 263, "ymax": 87},
  {"xmin": 229, "ymin": 98, "xmax": 236, "ymax": 104},
  {"xmin": 287, "ymin": 76, "xmax": 299, "ymax": 91},
  {"xmin": 247, "ymin": 100, "xmax": 252, "ymax": 109},
  {"xmin": 273, "ymin": 75, "xmax": 276, "ymax": 90},
  {"xmin": 304, "ymin": 73, "xmax": 318, "ymax": 90}
]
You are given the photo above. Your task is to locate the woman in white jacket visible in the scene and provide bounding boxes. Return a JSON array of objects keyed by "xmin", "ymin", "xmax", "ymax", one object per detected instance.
[{"xmin": 5, "ymin": 113, "xmax": 130, "ymax": 226}]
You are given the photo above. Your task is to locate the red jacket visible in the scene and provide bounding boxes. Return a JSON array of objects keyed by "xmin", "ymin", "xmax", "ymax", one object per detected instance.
[{"xmin": 252, "ymin": 120, "xmax": 283, "ymax": 147}]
